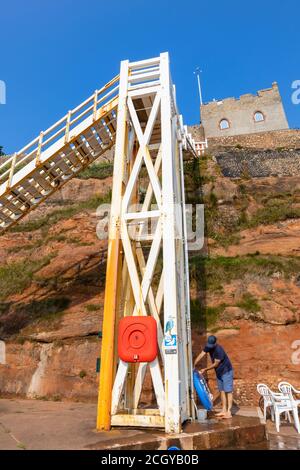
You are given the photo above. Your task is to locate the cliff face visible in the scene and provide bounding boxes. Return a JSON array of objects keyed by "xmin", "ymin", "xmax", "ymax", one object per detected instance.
[
  {"xmin": 190, "ymin": 146, "xmax": 300, "ymax": 403},
  {"xmin": 0, "ymin": 173, "xmax": 110, "ymax": 401},
  {"xmin": 0, "ymin": 142, "xmax": 299, "ymax": 406}
]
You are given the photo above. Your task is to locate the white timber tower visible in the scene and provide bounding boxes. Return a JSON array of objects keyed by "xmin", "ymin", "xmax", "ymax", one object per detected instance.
[
  {"xmin": 97, "ymin": 53, "xmax": 196, "ymax": 434},
  {"xmin": 0, "ymin": 51, "xmax": 196, "ymax": 435}
]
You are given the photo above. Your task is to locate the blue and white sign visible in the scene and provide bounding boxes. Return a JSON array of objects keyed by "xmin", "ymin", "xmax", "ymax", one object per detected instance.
[
  {"xmin": 164, "ymin": 316, "xmax": 177, "ymax": 353},
  {"xmin": 164, "ymin": 334, "xmax": 177, "ymax": 347}
]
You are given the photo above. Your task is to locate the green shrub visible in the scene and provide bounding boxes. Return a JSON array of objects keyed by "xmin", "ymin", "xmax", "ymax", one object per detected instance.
[
  {"xmin": 236, "ymin": 292, "xmax": 260, "ymax": 313},
  {"xmin": 209, "ymin": 192, "xmax": 218, "ymax": 207},
  {"xmin": 244, "ymin": 204, "xmax": 300, "ymax": 228},
  {"xmin": 0, "ymin": 256, "xmax": 52, "ymax": 300},
  {"xmin": 77, "ymin": 162, "xmax": 113, "ymax": 180},
  {"xmin": 189, "ymin": 254, "xmax": 300, "ymax": 292},
  {"xmin": 190, "ymin": 298, "xmax": 227, "ymax": 327},
  {"xmin": 79, "ymin": 370, "xmax": 87, "ymax": 379},
  {"xmin": 85, "ymin": 304, "xmax": 102, "ymax": 312}
]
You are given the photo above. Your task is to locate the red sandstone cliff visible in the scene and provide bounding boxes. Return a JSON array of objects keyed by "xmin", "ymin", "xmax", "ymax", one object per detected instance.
[{"xmin": 0, "ymin": 135, "xmax": 299, "ymax": 406}]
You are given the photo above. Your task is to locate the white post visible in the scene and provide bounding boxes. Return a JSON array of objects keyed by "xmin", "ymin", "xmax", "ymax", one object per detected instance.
[
  {"xmin": 99, "ymin": 53, "xmax": 194, "ymax": 433},
  {"xmin": 160, "ymin": 52, "xmax": 181, "ymax": 434},
  {"xmin": 194, "ymin": 67, "xmax": 203, "ymax": 106},
  {"xmin": 194, "ymin": 67, "xmax": 203, "ymax": 123},
  {"xmin": 0, "ymin": 341, "xmax": 5, "ymax": 365}
]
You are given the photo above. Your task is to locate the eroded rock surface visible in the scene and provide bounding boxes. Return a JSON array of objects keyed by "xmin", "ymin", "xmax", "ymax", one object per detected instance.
[{"xmin": 0, "ymin": 149, "xmax": 300, "ymax": 407}]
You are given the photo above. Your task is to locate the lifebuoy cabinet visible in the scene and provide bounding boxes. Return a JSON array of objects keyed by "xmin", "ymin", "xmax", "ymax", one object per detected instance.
[{"xmin": 118, "ymin": 316, "xmax": 157, "ymax": 363}]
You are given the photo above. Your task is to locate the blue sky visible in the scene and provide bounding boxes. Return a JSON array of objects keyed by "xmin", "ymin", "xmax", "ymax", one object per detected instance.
[{"xmin": 0, "ymin": 0, "xmax": 299, "ymax": 153}]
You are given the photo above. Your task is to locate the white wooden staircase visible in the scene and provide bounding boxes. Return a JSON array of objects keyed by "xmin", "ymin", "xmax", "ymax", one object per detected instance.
[{"xmin": 0, "ymin": 61, "xmax": 196, "ymax": 235}]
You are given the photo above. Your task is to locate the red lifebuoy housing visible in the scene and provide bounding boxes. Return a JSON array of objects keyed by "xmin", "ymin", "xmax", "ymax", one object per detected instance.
[{"xmin": 118, "ymin": 316, "xmax": 157, "ymax": 363}]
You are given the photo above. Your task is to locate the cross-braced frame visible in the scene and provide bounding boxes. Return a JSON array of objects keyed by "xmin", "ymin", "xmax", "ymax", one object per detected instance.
[{"xmin": 97, "ymin": 53, "xmax": 194, "ymax": 434}]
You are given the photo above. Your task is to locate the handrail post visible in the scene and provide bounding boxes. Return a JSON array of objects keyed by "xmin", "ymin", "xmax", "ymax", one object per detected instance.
[
  {"xmin": 93, "ymin": 90, "xmax": 98, "ymax": 121},
  {"xmin": 6, "ymin": 152, "xmax": 17, "ymax": 189},
  {"xmin": 36, "ymin": 132, "xmax": 44, "ymax": 166},
  {"xmin": 65, "ymin": 111, "xmax": 72, "ymax": 144}
]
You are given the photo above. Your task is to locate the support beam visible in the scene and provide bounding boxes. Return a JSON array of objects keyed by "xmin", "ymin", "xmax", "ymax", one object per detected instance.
[
  {"xmin": 97, "ymin": 60, "xmax": 129, "ymax": 431},
  {"xmin": 97, "ymin": 53, "xmax": 196, "ymax": 434}
]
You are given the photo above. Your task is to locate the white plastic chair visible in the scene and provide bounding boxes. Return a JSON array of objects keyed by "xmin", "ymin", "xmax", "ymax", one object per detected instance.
[
  {"xmin": 269, "ymin": 389, "xmax": 299, "ymax": 433},
  {"xmin": 257, "ymin": 383, "xmax": 274, "ymax": 421},
  {"xmin": 278, "ymin": 381, "xmax": 300, "ymax": 402},
  {"xmin": 278, "ymin": 382, "xmax": 300, "ymax": 434},
  {"xmin": 257, "ymin": 383, "xmax": 291, "ymax": 426}
]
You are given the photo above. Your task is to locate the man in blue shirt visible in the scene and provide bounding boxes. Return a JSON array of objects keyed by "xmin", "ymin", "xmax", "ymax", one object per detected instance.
[{"xmin": 194, "ymin": 335, "xmax": 234, "ymax": 419}]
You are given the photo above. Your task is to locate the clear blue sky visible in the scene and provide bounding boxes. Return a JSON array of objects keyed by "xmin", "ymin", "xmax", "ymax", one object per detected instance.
[{"xmin": 0, "ymin": 0, "xmax": 299, "ymax": 153}]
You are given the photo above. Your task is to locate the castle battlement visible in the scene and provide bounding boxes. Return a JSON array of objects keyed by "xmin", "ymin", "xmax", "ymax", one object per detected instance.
[{"xmin": 201, "ymin": 82, "xmax": 288, "ymax": 138}]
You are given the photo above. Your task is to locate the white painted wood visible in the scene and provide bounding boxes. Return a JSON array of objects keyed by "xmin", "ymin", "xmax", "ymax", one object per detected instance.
[
  {"xmin": 111, "ymin": 360, "xmax": 129, "ymax": 414},
  {"xmin": 128, "ymin": 80, "xmax": 161, "ymax": 92},
  {"xmin": 111, "ymin": 63, "xmax": 167, "ymax": 421},
  {"xmin": 135, "ymin": 249, "xmax": 164, "ymax": 353},
  {"xmin": 120, "ymin": 218, "xmax": 148, "ymax": 316},
  {"xmin": 143, "ymin": 146, "xmax": 162, "ymax": 209},
  {"xmin": 133, "ymin": 224, "xmax": 162, "ymax": 314},
  {"xmin": 121, "ymin": 219, "xmax": 161, "ymax": 319},
  {"xmin": 128, "ymin": 70, "xmax": 160, "ymax": 84},
  {"xmin": 133, "ymin": 362, "xmax": 147, "ymax": 409},
  {"xmin": 111, "ymin": 413, "xmax": 164, "ymax": 428},
  {"xmin": 127, "ymin": 96, "xmax": 145, "ymax": 145},
  {"xmin": 124, "ymin": 210, "xmax": 160, "ymax": 220},
  {"xmin": 178, "ymin": 123, "xmax": 195, "ymax": 420},
  {"xmin": 149, "ymin": 358, "xmax": 165, "ymax": 416},
  {"xmin": 160, "ymin": 52, "xmax": 181, "ymax": 434},
  {"xmin": 129, "ymin": 56, "xmax": 160, "ymax": 68},
  {"xmin": 172, "ymin": 116, "xmax": 189, "ymax": 421},
  {"xmin": 130, "ymin": 65, "xmax": 159, "ymax": 75},
  {"xmin": 142, "ymin": 92, "xmax": 161, "ymax": 145},
  {"xmin": 132, "ymin": 217, "xmax": 164, "ymax": 386},
  {"xmin": 128, "ymin": 85, "xmax": 160, "ymax": 99},
  {"xmin": 0, "ymin": 76, "xmax": 119, "ymax": 232},
  {"xmin": 131, "ymin": 268, "xmax": 165, "ymax": 409},
  {"xmin": 142, "ymin": 146, "xmax": 162, "ymax": 211},
  {"xmin": 0, "ymin": 53, "xmax": 197, "ymax": 431},
  {"xmin": 127, "ymin": 92, "xmax": 161, "ymax": 147},
  {"xmin": 121, "ymin": 149, "xmax": 144, "ymax": 213}
]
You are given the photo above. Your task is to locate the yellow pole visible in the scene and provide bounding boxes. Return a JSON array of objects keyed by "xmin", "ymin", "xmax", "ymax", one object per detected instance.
[
  {"xmin": 97, "ymin": 237, "xmax": 121, "ymax": 430},
  {"xmin": 96, "ymin": 59, "xmax": 129, "ymax": 431}
]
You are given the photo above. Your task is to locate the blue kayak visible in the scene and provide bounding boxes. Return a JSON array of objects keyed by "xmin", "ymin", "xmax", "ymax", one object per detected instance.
[{"xmin": 193, "ymin": 369, "xmax": 213, "ymax": 411}]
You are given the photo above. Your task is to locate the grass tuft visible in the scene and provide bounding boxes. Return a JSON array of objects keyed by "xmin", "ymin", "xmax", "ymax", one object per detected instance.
[
  {"xmin": 0, "ymin": 256, "xmax": 53, "ymax": 300},
  {"xmin": 77, "ymin": 162, "xmax": 113, "ymax": 180},
  {"xmin": 189, "ymin": 254, "xmax": 300, "ymax": 292},
  {"xmin": 85, "ymin": 304, "xmax": 102, "ymax": 312},
  {"xmin": 236, "ymin": 292, "xmax": 260, "ymax": 313}
]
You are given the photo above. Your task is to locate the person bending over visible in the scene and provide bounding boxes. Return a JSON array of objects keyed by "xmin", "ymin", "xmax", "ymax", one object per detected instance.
[{"xmin": 194, "ymin": 335, "xmax": 234, "ymax": 419}]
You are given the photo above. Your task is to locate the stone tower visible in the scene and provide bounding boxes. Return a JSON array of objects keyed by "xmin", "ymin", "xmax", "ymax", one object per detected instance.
[{"xmin": 201, "ymin": 82, "xmax": 289, "ymax": 138}]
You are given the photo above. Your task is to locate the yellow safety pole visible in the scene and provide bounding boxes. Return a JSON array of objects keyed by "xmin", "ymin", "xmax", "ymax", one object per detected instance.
[
  {"xmin": 96, "ymin": 59, "xmax": 129, "ymax": 431},
  {"xmin": 97, "ymin": 238, "xmax": 121, "ymax": 430}
]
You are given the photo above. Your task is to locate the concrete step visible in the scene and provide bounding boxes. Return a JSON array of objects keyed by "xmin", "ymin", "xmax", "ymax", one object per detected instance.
[{"xmin": 87, "ymin": 415, "xmax": 267, "ymax": 450}]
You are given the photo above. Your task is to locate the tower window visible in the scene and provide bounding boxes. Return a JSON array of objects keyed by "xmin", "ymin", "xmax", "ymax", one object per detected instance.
[
  {"xmin": 219, "ymin": 119, "xmax": 230, "ymax": 130},
  {"xmin": 254, "ymin": 111, "xmax": 265, "ymax": 122}
]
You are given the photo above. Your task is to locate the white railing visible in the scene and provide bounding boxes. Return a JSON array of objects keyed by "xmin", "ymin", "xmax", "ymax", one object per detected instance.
[
  {"xmin": 182, "ymin": 124, "xmax": 197, "ymax": 156},
  {"xmin": 194, "ymin": 139, "xmax": 208, "ymax": 156},
  {"xmin": 0, "ymin": 75, "xmax": 120, "ymax": 186}
]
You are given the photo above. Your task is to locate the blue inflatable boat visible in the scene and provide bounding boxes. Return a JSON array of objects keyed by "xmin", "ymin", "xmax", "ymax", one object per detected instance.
[{"xmin": 193, "ymin": 369, "xmax": 213, "ymax": 411}]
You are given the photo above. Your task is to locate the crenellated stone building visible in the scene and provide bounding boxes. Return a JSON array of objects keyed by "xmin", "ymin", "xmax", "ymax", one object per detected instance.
[{"xmin": 201, "ymin": 82, "xmax": 289, "ymax": 138}]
